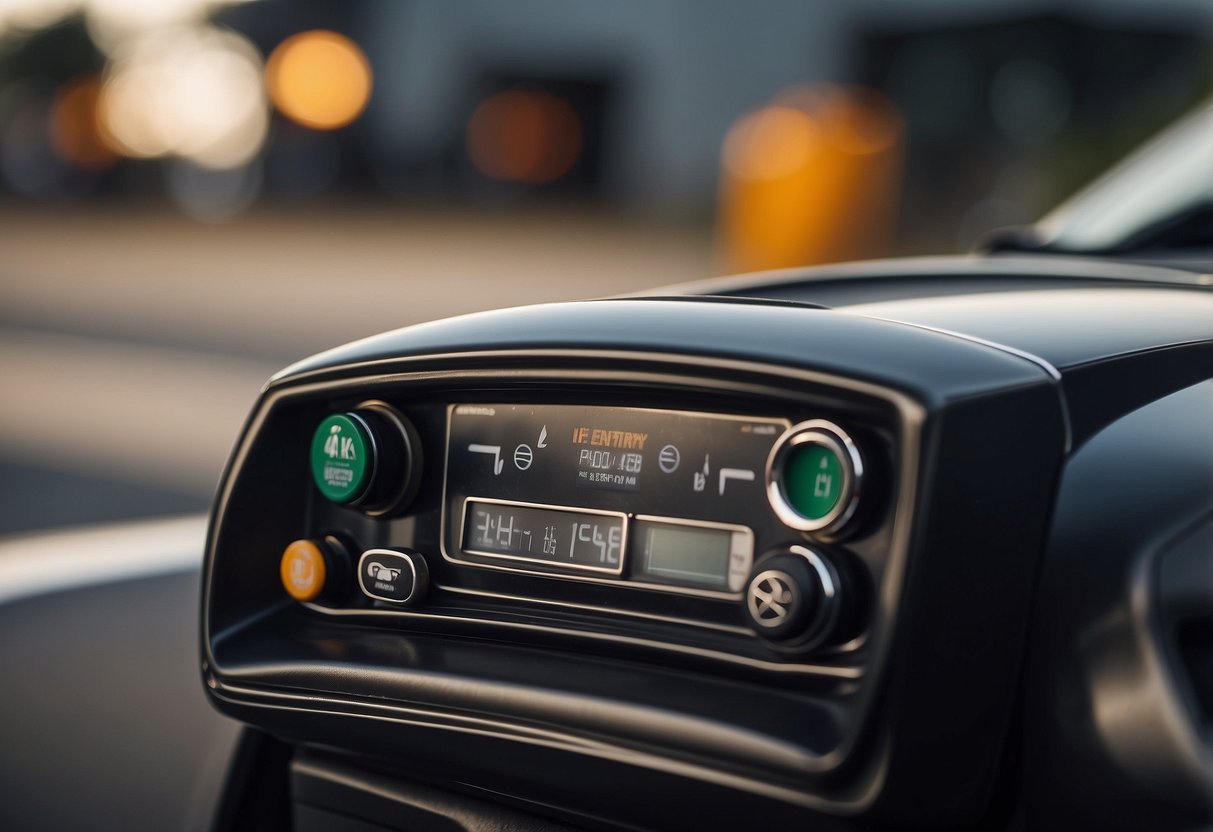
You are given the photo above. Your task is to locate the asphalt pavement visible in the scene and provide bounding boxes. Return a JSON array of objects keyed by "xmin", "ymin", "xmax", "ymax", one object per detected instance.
[{"xmin": 0, "ymin": 202, "xmax": 712, "ymax": 535}]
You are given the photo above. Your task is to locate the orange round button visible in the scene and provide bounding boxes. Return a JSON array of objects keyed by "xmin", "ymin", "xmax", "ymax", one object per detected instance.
[{"xmin": 280, "ymin": 539, "xmax": 327, "ymax": 602}]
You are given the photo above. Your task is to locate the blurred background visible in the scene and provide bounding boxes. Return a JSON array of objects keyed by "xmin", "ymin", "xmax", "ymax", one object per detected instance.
[{"xmin": 1, "ymin": 0, "xmax": 1211, "ymax": 535}]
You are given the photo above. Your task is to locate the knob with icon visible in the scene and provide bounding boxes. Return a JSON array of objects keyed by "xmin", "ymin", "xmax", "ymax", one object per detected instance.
[
  {"xmin": 766, "ymin": 420, "xmax": 864, "ymax": 539},
  {"xmin": 310, "ymin": 402, "xmax": 422, "ymax": 516},
  {"xmin": 743, "ymin": 546, "xmax": 842, "ymax": 649}
]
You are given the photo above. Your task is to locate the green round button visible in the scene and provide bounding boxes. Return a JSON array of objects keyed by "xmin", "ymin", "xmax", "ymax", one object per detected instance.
[
  {"xmin": 311, "ymin": 414, "xmax": 372, "ymax": 503},
  {"xmin": 783, "ymin": 442, "xmax": 845, "ymax": 520}
]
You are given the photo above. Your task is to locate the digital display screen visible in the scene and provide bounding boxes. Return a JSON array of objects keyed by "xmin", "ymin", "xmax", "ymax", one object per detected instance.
[
  {"xmin": 576, "ymin": 448, "xmax": 644, "ymax": 490},
  {"xmin": 634, "ymin": 520, "xmax": 736, "ymax": 590},
  {"xmin": 462, "ymin": 499, "xmax": 625, "ymax": 574},
  {"xmin": 445, "ymin": 403, "xmax": 780, "ymax": 592}
]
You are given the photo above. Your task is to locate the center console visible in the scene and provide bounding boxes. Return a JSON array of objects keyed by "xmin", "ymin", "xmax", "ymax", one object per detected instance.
[{"xmin": 202, "ymin": 297, "xmax": 1067, "ymax": 829}]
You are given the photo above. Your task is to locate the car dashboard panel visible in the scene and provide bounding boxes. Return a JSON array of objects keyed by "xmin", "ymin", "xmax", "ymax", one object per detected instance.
[{"xmin": 201, "ymin": 261, "xmax": 1212, "ymax": 830}]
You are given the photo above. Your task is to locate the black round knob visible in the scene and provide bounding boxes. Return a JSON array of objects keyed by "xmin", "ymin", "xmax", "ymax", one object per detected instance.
[
  {"xmin": 310, "ymin": 402, "xmax": 422, "ymax": 516},
  {"xmin": 744, "ymin": 546, "xmax": 841, "ymax": 648}
]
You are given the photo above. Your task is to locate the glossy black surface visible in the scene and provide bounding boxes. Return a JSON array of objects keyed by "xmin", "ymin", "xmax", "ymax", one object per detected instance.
[
  {"xmin": 686, "ymin": 255, "xmax": 1213, "ymax": 449},
  {"xmin": 1022, "ymin": 380, "xmax": 1213, "ymax": 830},
  {"xmin": 273, "ymin": 297, "xmax": 1051, "ymax": 401},
  {"xmin": 199, "ymin": 256, "xmax": 1211, "ymax": 830}
]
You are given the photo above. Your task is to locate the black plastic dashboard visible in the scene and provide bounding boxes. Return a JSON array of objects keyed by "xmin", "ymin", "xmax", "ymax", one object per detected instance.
[{"xmin": 201, "ymin": 256, "xmax": 1213, "ymax": 830}]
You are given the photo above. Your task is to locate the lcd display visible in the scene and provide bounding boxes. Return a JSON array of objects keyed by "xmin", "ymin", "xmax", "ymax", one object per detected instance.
[
  {"xmin": 462, "ymin": 499, "xmax": 626, "ymax": 574},
  {"xmin": 634, "ymin": 520, "xmax": 735, "ymax": 590}
]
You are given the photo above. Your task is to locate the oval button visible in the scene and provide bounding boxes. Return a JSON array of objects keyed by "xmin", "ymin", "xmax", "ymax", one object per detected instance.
[{"xmin": 358, "ymin": 549, "xmax": 429, "ymax": 606}]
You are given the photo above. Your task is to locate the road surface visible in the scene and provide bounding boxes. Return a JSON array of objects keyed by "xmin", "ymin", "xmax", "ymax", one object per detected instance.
[{"xmin": 0, "ymin": 202, "xmax": 713, "ymax": 534}]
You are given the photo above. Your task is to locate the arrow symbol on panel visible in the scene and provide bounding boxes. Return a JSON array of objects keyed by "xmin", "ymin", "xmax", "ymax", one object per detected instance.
[
  {"xmin": 468, "ymin": 444, "xmax": 504, "ymax": 475},
  {"xmin": 719, "ymin": 467, "xmax": 755, "ymax": 496}
]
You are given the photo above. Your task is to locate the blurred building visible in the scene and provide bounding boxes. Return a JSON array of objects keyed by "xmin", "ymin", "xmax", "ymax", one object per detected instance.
[{"xmin": 1, "ymin": 0, "xmax": 1212, "ymax": 251}]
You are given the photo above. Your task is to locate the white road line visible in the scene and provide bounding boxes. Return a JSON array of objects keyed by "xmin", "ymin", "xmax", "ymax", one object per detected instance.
[{"xmin": 0, "ymin": 514, "xmax": 206, "ymax": 605}]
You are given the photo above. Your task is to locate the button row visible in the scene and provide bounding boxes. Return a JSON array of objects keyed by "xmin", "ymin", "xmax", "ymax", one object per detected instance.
[{"xmin": 280, "ymin": 538, "xmax": 429, "ymax": 607}]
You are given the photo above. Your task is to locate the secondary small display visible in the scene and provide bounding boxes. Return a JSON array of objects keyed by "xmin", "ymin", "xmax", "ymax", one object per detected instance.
[
  {"xmin": 633, "ymin": 520, "xmax": 736, "ymax": 590},
  {"xmin": 462, "ymin": 499, "xmax": 626, "ymax": 574}
]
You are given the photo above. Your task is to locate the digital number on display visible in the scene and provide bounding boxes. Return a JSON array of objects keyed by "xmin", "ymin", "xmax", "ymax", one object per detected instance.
[{"xmin": 462, "ymin": 499, "xmax": 626, "ymax": 574}]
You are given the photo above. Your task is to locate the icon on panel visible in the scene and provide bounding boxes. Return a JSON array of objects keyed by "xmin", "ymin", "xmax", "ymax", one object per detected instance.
[{"xmin": 366, "ymin": 562, "xmax": 402, "ymax": 582}]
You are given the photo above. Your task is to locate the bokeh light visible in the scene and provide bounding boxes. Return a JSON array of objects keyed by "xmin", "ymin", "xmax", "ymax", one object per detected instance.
[
  {"xmin": 718, "ymin": 84, "xmax": 903, "ymax": 272},
  {"xmin": 0, "ymin": 0, "xmax": 255, "ymax": 51},
  {"xmin": 0, "ymin": 0, "xmax": 77, "ymax": 35},
  {"xmin": 265, "ymin": 30, "xmax": 372, "ymax": 131},
  {"xmin": 466, "ymin": 90, "xmax": 582, "ymax": 184},
  {"xmin": 98, "ymin": 26, "xmax": 268, "ymax": 169},
  {"xmin": 722, "ymin": 106, "xmax": 819, "ymax": 181},
  {"xmin": 50, "ymin": 74, "xmax": 118, "ymax": 170},
  {"xmin": 85, "ymin": 0, "xmax": 239, "ymax": 54}
]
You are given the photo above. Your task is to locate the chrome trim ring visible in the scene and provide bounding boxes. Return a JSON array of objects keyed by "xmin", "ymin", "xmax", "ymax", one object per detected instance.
[{"xmin": 765, "ymin": 419, "xmax": 863, "ymax": 538}]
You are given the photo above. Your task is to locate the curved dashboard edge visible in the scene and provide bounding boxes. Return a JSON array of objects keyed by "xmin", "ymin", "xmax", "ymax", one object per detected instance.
[
  {"xmin": 202, "ymin": 350, "xmax": 932, "ymax": 800},
  {"xmin": 266, "ymin": 299, "xmax": 1053, "ymax": 403},
  {"xmin": 202, "ymin": 298, "xmax": 1069, "ymax": 828},
  {"xmin": 1022, "ymin": 380, "xmax": 1213, "ymax": 830}
]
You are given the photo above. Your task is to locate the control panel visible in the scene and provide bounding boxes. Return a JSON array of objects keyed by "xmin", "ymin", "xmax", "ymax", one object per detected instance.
[
  {"xmin": 442, "ymin": 404, "xmax": 786, "ymax": 592},
  {"xmin": 266, "ymin": 389, "xmax": 888, "ymax": 666},
  {"xmin": 201, "ymin": 297, "xmax": 1071, "ymax": 825}
]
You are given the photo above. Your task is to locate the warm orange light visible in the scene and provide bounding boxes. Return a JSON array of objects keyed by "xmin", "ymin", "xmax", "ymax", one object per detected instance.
[
  {"xmin": 50, "ymin": 74, "xmax": 118, "ymax": 170},
  {"xmin": 266, "ymin": 30, "xmax": 372, "ymax": 130},
  {"xmin": 718, "ymin": 84, "xmax": 904, "ymax": 273},
  {"xmin": 722, "ymin": 106, "xmax": 819, "ymax": 181},
  {"xmin": 466, "ymin": 90, "xmax": 582, "ymax": 184}
]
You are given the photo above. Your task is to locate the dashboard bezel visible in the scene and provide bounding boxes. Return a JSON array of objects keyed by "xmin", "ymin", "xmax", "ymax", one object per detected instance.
[
  {"xmin": 201, "ymin": 293, "xmax": 1074, "ymax": 825},
  {"xmin": 438, "ymin": 401, "xmax": 792, "ymax": 598},
  {"xmin": 201, "ymin": 348, "xmax": 926, "ymax": 795},
  {"xmin": 235, "ymin": 356, "xmax": 915, "ymax": 675}
]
